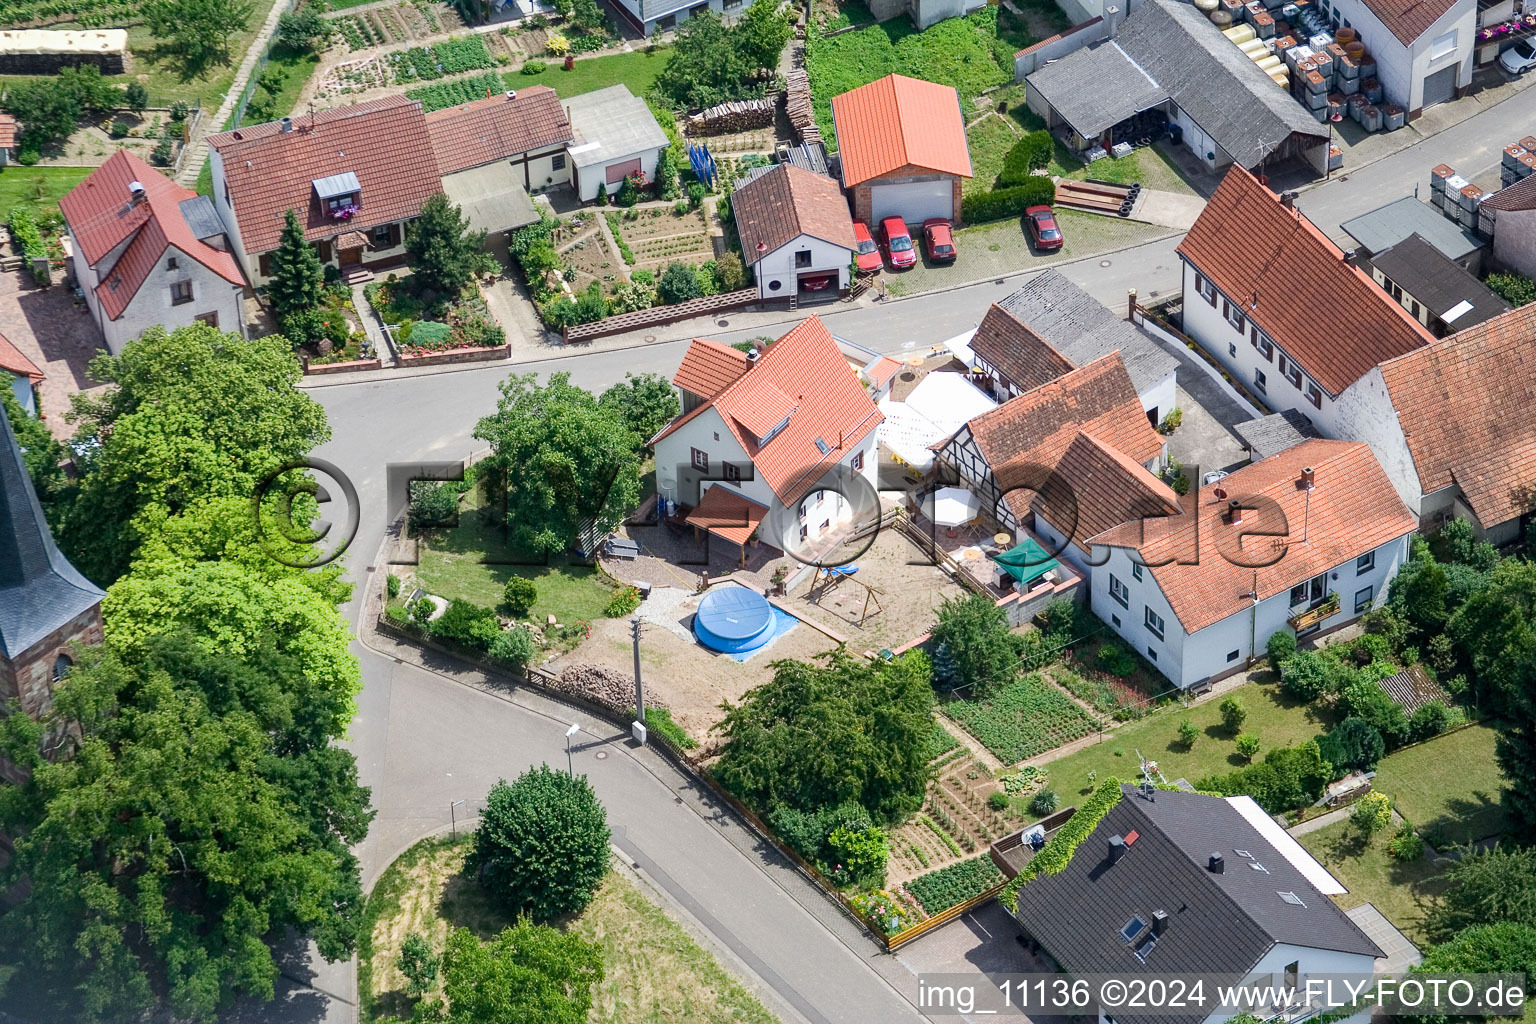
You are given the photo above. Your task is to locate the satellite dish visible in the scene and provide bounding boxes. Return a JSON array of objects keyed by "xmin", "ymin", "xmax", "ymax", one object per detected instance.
[{"xmin": 1213, "ymin": 487, "xmax": 1227, "ymax": 500}]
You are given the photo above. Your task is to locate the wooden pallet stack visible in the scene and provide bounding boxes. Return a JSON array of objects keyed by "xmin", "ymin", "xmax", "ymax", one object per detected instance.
[
  {"xmin": 685, "ymin": 97, "xmax": 776, "ymax": 136},
  {"xmin": 785, "ymin": 69, "xmax": 821, "ymax": 146}
]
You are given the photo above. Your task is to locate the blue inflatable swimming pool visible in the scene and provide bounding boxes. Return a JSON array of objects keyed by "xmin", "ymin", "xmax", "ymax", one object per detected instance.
[{"xmin": 693, "ymin": 587, "xmax": 775, "ymax": 654}]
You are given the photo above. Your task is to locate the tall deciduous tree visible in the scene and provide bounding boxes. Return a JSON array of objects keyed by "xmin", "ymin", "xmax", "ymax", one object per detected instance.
[
  {"xmin": 1428, "ymin": 846, "xmax": 1536, "ymax": 942},
  {"xmin": 266, "ymin": 208, "xmax": 326, "ymax": 318},
  {"xmin": 713, "ymin": 650, "xmax": 936, "ymax": 823},
  {"xmin": 0, "ymin": 632, "xmax": 373, "ymax": 1023},
  {"xmin": 56, "ymin": 324, "xmax": 330, "ymax": 585},
  {"xmin": 435, "ymin": 922, "xmax": 603, "ymax": 1024},
  {"xmin": 655, "ymin": 11, "xmax": 753, "ymax": 109},
  {"xmin": 598, "ymin": 371, "xmax": 679, "ymax": 448},
  {"xmin": 928, "ymin": 593, "xmax": 1016, "ymax": 695},
  {"xmin": 144, "ymin": 0, "xmax": 256, "ymax": 73},
  {"xmin": 469, "ymin": 765, "xmax": 611, "ymax": 920},
  {"xmin": 406, "ymin": 192, "xmax": 484, "ymax": 298},
  {"xmin": 473, "ymin": 372, "xmax": 642, "ymax": 555}
]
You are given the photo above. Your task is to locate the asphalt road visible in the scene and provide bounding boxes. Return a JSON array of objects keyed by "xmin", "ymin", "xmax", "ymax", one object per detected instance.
[{"xmin": 271, "ymin": 85, "xmax": 1530, "ymax": 1023}]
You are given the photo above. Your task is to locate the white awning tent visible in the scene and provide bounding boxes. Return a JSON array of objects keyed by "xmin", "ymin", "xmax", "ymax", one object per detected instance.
[
  {"xmin": 876, "ymin": 371, "xmax": 995, "ymax": 472},
  {"xmin": 923, "ymin": 486, "xmax": 982, "ymax": 527},
  {"xmin": 941, "ymin": 328, "xmax": 978, "ymax": 370}
]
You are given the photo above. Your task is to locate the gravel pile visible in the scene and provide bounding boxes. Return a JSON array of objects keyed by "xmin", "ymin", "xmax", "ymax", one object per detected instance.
[{"xmin": 554, "ymin": 664, "xmax": 668, "ymax": 711}]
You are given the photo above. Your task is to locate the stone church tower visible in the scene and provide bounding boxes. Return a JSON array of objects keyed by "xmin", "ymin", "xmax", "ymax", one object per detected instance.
[{"xmin": 0, "ymin": 402, "xmax": 104, "ymax": 721}]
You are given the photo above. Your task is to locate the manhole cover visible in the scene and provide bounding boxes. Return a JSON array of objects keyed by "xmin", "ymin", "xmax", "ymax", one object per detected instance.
[
  {"xmin": 716, "ymin": 319, "xmax": 730, "ymax": 327},
  {"xmin": 595, "ymin": 751, "xmax": 608, "ymax": 759},
  {"xmin": 643, "ymin": 334, "xmax": 657, "ymax": 343},
  {"xmin": 1100, "ymin": 259, "xmax": 1113, "ymax": 267}
]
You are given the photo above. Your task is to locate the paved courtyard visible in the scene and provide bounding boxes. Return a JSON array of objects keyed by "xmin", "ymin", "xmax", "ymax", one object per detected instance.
[{"xmin": 0, "ymin": 269, "xmax": 108, "ymax": 435}]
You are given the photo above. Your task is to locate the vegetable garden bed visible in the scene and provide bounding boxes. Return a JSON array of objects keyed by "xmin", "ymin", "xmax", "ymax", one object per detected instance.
[{"xmin": 941, "ymin": 673, "xmax": 1098, "ymax": 764}]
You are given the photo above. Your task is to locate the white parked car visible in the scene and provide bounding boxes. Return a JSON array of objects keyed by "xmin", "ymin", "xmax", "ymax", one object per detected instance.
[{"xmin": 1500, "ymin": 39, "xmax": 1536, "ymax": 76}]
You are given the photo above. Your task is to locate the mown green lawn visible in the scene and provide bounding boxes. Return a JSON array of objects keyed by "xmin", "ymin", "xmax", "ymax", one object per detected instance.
[
  {"xmin": 507, "ymin": 47, "xmax": 673, "ymax": 100},
  {"xmin": 805, "ymin": 8, "xmax": 1013, "ymax": 145},
  {"xmin": 1374, "ymin": 723, "xmax": 1506, "ymax": 846},
  {"xmin": 1037, "ymin": 677, "xmax": 1341, "ymax": 796},
  {"xmin": 963, "ymin": 113, "xmax": 1019, "ymax": 197},
  {"xmin": 0, "ymin": 166, "xmax": 92, "ymax": 214},
  {"xmin": 413, "ymin": 485, "xmax": 616, "ymax": 625},
  {"xmin": 1298, "ymin": 820, "xmax": 1449, "ymax": 947}
]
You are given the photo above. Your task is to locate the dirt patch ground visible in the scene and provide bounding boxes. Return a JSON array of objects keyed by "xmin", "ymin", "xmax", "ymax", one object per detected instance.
[
  {"xmin": 556, "ymin": 214, "xmax": 626, "ymax": 295},
  {"xmin": 0, "ymin": 269, "xmax": 108, "ymax": 436},
  {"xmin": 781, "ymin": 525, "xmax": 965, "ymax": 655},
  {"xmin": 547, "ymin": 584, "xmax": 844, "ymax": 741},
  {"xmin": 609, "ymin": 205, "xmax": 715, "ymax": 278}
]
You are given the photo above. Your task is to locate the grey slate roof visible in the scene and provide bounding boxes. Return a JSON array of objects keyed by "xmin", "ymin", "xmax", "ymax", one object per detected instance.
[
  {"xmin": 997, "ymin": 270, "xmax": 1179, "ymax": 395},
  {"xmin": 1232, "ymin": 408, "xmax": 1322, "ymax": 459},
  {"xmin": 177, "ymin": 194, "xmax": 226, "ymax": 242},
  {"xmin": 0, "ymin": 402, "xmax": 104, "ymax": 661},
  {"xmin": 1370, "ymin": 234, "xmax": 1509, "ymax": 330},
  {"xmin": 1012, "ymin": 786, "xmax": 1381, "ymax": 1024},
  {"xmin": 1114, "ymin": 0, "xmax": 1327, "ymax": 168},
  {"xmin": 1340, "ymin": 196, "xmax": 1486, "ymax": 261},
  {"xmin": 1025, "ymin": 40, "xmax": 1169, "ymax": 138},
  {"xmin": 564, "ymin": 85, "xmax": 669, "ymax": 170}
]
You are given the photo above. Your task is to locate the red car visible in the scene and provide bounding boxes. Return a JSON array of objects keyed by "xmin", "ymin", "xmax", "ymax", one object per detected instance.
[
  {"xmin": 1025, "ymin": 205, "xmax": 1064, "ymax": 252},
  {"xmin": 922, "ymin": 218, "xmax": 956, "ymax": 263},
  {"xmin": 881, "ymin": 216, "xmax": 917, "ymax": 269},
  {"xmin": 852, "ymin": 221, "xmax": 883, "ymax": 273}
]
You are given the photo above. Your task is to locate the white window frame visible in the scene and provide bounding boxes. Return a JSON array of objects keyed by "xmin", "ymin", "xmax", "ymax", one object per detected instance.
[
  {"xmin": 1354, "ymin": 585, "xmax": 1374, "ymax": 614},
  {"xmin": 1195, "ymin": 273, "xmax": 1217, "ymax": 306},
  {"xmin": 1356, "ymin": 550, "xmax": 1375, "ymax": 574},
  {"xmin": 1144, "ymin": 606, "xmax": 1165, "ymax": 640},
  {"xmin": 1109, "ymin": 573, "xmax": 1130, "ymax": 609},
  {"xmin": 1306, "ymin": 381, "xmax": 1323, "ymax": 409},
  {"xmin": 1253, "ymin": 368, "xmax": 1267, "ymax": 394}
]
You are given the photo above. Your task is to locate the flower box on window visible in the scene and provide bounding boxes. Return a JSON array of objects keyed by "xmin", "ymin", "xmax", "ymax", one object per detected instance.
[{"xmin": 329, "ymin": 203, "xmax": 360, "ymax": 221}]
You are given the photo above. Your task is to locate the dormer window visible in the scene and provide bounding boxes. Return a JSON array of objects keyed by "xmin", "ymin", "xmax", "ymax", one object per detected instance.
[{"xmin": 314, "ymin": 172, "xmax": 361, "ymax": 220}]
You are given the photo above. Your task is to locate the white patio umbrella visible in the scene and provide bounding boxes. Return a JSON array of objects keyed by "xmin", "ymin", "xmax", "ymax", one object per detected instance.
[{"xmin": 924, "ymin": 486, "xmax": 981, "ymax": 527}]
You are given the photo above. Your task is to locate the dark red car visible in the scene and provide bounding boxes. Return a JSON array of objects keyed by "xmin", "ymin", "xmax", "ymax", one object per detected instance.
[
  {"xmin": 852, "ymin": 221, "xmax": 883, "ymax": 273},
  {"xmin": 880, "ymin": 216, "xmax": 917, "ymax": 269},
  {"xmin": 922, "ymin": 219, "xmax": 956, "ymax": 263},
  {"xmin": 1025, "ymin": 205, "xmax": 1063, "ymax": 252}
]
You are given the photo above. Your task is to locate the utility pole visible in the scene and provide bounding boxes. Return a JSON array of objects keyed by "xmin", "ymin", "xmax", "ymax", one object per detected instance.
[
  {"xmin": 631, "ymin": 618, "xmax": 645, "ymax": 728},
  {"xmin": 450, "ymin": 799, "xmax": 466, "ymax": 838}
]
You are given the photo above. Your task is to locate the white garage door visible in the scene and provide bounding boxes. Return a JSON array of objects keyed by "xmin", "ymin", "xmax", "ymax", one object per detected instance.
[
  {"xmin": 869, "ymin": 179, "xmax": 952, "ymax": 225},
  {"xmin": 1422, "ymin": 64, "xmax": 1457, "ymax": 108}
]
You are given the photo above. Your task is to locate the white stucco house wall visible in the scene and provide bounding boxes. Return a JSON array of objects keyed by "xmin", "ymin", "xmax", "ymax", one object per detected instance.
[
  {"xmin": 1325, "ymin": 0, "xmax": 1473, "ymax": 116},
  {"xmin": 1088, "ymin": 440, "xmax": 1417, "ymax": 690},
  {"xmin": 650, "ymin": 317, "xmax": 884, "ymax": 559},
  {"xmin": 59, "ymin": 151, "xmax": 247, "ymax": 354}
]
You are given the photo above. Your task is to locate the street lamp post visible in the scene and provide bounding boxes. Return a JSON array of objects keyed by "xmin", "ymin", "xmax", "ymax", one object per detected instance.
[
  {"xmin": 450, "ymin": 799, "xmax": 466, "ymax": 838},
  {"xmin": 565, "ymin": 722, "xmax": 580, "ymax": 776}
]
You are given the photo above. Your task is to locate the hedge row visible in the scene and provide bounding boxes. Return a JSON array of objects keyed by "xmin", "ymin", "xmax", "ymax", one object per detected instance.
[
  {"xmin": 999, "ymin": 775, "xmax": 1122, "ymax": 911},
  {"xmin": 960, "ymin": 177, "xmax": 1057, "ymax": 224},
  {"xmin": 999, "ymin": 130, "xmax": 1053, "ymax": 187}
]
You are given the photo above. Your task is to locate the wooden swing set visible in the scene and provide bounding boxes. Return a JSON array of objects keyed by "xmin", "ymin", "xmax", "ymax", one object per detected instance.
[{"xmin": 809, "ymin": 565, "xmax": 886, "ymax": 627}]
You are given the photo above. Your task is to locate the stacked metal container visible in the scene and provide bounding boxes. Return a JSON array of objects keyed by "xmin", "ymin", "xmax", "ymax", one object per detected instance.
[
  {"xmin": 1380, "ymin": 103, "xmax": 1405, "ymax": 131},
  {"xmin": 1429, "ymin": 163, "xmax": 1454, "ymax": 211},
  {"xmin": 1502, "ymin": 137, "xmax": 1536, "ymax": 189},
  {"xmin": 1457, "ymin": 182, "xmax": 1485, "ymax": 231}
]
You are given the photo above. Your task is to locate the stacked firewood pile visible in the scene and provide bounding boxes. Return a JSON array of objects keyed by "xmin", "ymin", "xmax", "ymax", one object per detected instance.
[
  {"xmin": 685, "ymin": 97, "xmax": 776, "ymax": 136},
  {"xmin": 785, "ymin": 69, "xmax": 820, "ymax": 146}
]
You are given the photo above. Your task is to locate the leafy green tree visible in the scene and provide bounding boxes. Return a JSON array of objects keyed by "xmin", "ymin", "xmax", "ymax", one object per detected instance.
[
  {"xmin": 0, "ymin": 632, "xmax": 372, "ymax": 1022},
  {"xmin": 735, "ymin": 0, "xmax": 793, "ymax": 70},
  {"xmin": 6, "ymin": 79, "xmax": 80, "ymax": 152},
  {"xmin": 1177, "ymin": 718, "xmax": 1199, "ymax": 749},
  {"xmin": 1390, "ymin": 546, "xmax": 1449, "ymax": 636},
  {"xmin": 928, "ymin": 593, "xmax": 1016, "ymax": 695},
  {"xmin": 713, "ymin": 650, "xmax": 936, "ymax": 823},
  {"xmin": 1430, "ymin": 517, "xmax": 1501, "ymax": 571},
  {"xmin": 56, "ymin": 324, "xmax": 329, "ymax": 585},
  {"xmin": 504, "ymin": 577, "xmax": 538, "ymax": 616},
  {"xmin": 598, "ymin": 372, "xmax": 679, "ymax": 448},
  {"xmin": 827, "ymin": 824, "xmax": 888, "ymax": 887},
  {"xmin": 1235, "ymin": 733, "xmax": 1261, "ymax": 762},
  {"xmin": 276, "ymin": 3, "xmax": 333, "ymax": 51},
  {"xmin": 655, "ymin": 11, "xmax": 759, "ymax": 109},
  {"xmin": 144, "ymin": 0, "xmax": 256, "ymax": 73},
  {"xmin": 406, "ymin": 192, "xmax": 485, "ymax": 298},
  {"xmin": 1408, "ymin": 922, "xmax": 1536, "ymax": 1024},
  {"xmin": 653, "ymin": 145, "xmax": 680, "ymax": 200},
  {"xmin": 1196, "ymin": 741, "xmax": 1331, "ymax": 813},
  {"xmin": 123, "ymin": 80, "xmax": 149, "ymax": 111},
  {"xmin": 1487, "ymin": 272, "xmax": 1536, "ymax": 307},
  {"xmin": 399, "ymin": 932, "xmax": 440, "ymax": 996},
  {"xmin": 1265, "ymin": 629, "xmax": 1297, "ymax": 666},
  {"xmin": 1338, "ymin": 676, "xmax": 1410, "ymax": 748},
  {"xmin": 473, "ymin": 372, "xmax": 642, "ymax": 556},
  {"xmin": 489, "ymin": 625, "xmax": 536, "ymax": 668},
  {"xmin": 1279, "ymin": 649, "xmax": 1340, "ymax": 701},
  {"xmin": 1409, "ymin": 700, "xmax": 1451, "ymax": 742},
  {"xmin": 1219, "ymin": 695, "xmax": 1246, "ymax": 734},
  {"xmin": 410, "ymin": 480, "xmax": 460, "ymax": 529},
  {"xmin": 1429, "ymin": 846, "xmax": 1536, "ymax": 941},
  {"xmin": 1, "ymin": 387, "xmax": 69, "ymax": 510},
  {"xmin": 574, "ymin": 280, "xmax": 609, "ymax": 323},
  {"xmin": 715, "ymin": 251, "xmax": 746, "ymax": 291},
  {"xmin": 1318, "ymin": 716, "xmax": 1386, "ymax": 772},
  {"xmin": 564, "ymin": 0, "xmax": 607, "ymax": 33},
  {"xmin": 469, "ymin": 766, "xmax": 611, "ymax": 920},
  {"xmin": 1350, "ymin": 792, "xmax": 1393, "ymax": 842},
  {"xmin": 57, "ymin": 64, "xmax": 120, "ymax": 112},
  {"xmin": 266, "ymin": 209, "xmax": 327, "ymax": 317},
  {"xmin": 436, "ymin": 922, "xmax": 603, "ymax": 1024}
]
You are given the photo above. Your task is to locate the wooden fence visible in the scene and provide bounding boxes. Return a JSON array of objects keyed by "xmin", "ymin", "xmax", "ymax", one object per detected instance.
[
  {"xmin": 885, "ymin": 882, "xmax": 1007, "ymax": 951},
  {"xmin": 563, "ymin": 288, "xmax": 760, "ymax": 343}
]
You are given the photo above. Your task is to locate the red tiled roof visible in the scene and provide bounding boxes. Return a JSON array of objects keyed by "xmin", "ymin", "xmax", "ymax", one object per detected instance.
[
  {"xmin": 1020, "ymin": 430, "xmax": 1181, "ymax": 548},
  {"xmin": 867, "ymin": 355, "xmax": 902, "ymax": 388},
  {"xmin": 673, "ymin": 338, "xmax": 750, "ymax": 398},
  {"xmin": 1094, "ymin": 440, "xmax": 1417, "ymax": 634},
  {"xmin": 686, "ymin": 484, "xmax": 770, "ymax": 546},
  {"xmin": 732, "ymin": 164, "xmax": 855, "ymax": 264},
  {"xmin": 59, "ymin": 151, "xmax": 244, "ymax": 321},
  {"xmin": 970, "ymin": 302, "xmax": 1075, "ymax": 391},
  {"xmin": 1362, "ymin": 0, "xmax": 1457, "ymax": 44},
  {"xmin": 831, "ymin": 74, "xmax": 973, "ymax": 187},
  {"xmin": 209, "ymin": 96, "xmax": 444, "ymax": 255},
  {"xmin": 1481, "ymin": 173, "xmax": 1536, "ymax": 212},
  {"xmin": 0, "ymin": 331, "xmax": 43, "ymax": 383},
  {"xmin": 0, "ymin": 114, "xmax": 15, "ymax": 150},
  {"xmin": 1379, "ymin": 302, "xmax": 1536, "ymax": 528},
  {"xmin": 654, "ymin": 316, "xmax": 884, "ymax": 505},
  {"xmin": 1177, "ymin": 167, "xmax": 1431, "ymax": 395},
  {"xmin": 966, "ymin": 352, "xmax": 1166, "ymax": 474},
  {"xmin": 423, "ymin": 86, "xmax": 573, "ymax": 176}
]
